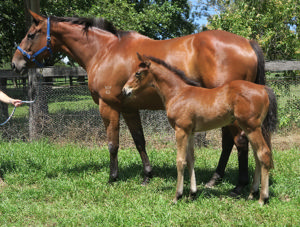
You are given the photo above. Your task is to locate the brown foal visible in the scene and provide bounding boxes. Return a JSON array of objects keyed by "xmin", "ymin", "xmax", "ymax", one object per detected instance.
[{"xmin": 123, "ymin": 54, "xmax": 277, "ymax": 205}]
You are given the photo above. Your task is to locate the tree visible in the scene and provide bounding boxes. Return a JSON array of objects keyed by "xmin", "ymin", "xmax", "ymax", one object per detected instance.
[
  {"xmin": 73, "ymin": 0, "xmax": 196, "ymax": 40},
  {"xmin": 206, "ymin": 0, "xmax": 299, "ymax": 60},
  {"xmin": 0, "ymin": 0, "xmax": 26, "ymax": 68},
  {"xmin": 0, "ymin": 0, "xmax": 196, "ymax": 68}
]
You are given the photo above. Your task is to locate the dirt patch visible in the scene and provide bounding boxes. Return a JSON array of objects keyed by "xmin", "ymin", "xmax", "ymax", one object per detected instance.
[{"xmin": 272, "ymin": 131, "xmax": 300, "ymax": 150}]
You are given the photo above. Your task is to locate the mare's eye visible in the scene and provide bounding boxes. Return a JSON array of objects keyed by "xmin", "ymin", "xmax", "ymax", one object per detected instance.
[{"xmin": 27, "ymin": 33, "xmax": 35, "ymax": 40}]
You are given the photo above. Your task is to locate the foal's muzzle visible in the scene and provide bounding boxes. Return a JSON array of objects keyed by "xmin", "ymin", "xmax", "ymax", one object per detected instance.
[{"xmin": 122, "ymin": 86, "xmax": 133, "ymax": 97}]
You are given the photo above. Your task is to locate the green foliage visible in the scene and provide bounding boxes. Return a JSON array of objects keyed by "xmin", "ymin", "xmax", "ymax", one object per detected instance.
[
  {"xmin": 0, "ymin": 0, "xmax": 25, "ymax": 68},
  {"xmin": 207, "ymin": 0, "xmax": 299, "ymax": 60},
  {"xmin": 0, "ymin": 0, "xmax": 195, "ymax": 68},
  {"xmin": 0, "ymin": 141, "xmax": 299, "ymax": 225},
  {"xmin": 267, "ymin": 72, "xmax": 300, "ymax": 128}
]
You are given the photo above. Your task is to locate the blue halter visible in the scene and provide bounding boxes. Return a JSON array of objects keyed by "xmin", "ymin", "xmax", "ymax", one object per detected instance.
[{"xmin": 17, "ymin": 17, "xmax": 53, "ymax": 68}]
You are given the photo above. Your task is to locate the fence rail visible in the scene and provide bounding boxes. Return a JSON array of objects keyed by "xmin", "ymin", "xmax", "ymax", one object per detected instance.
[
  {"xmin": 1, "ymin": 60, "xmax": 300, "ymax": 79},
  {"xmin": 0, "ymin": 61, "xmax": 299, "ymax": 143}
]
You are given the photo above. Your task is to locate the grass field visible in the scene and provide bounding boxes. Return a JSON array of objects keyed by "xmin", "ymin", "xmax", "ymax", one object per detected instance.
[{"xmin": 0, "ymin": 140, "xmax": 299, "ymax": 226}]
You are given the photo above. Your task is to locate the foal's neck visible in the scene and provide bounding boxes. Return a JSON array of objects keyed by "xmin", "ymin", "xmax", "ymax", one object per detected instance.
[{"xmin": 150, "ymin": 63, "xmax": 190, "ymax": 104}]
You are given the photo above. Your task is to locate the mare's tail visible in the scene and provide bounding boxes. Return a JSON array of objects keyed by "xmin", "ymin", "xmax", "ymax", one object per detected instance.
[{"xmin": 250, "ymin": 40, "xmax": 266, "ymax": 85}]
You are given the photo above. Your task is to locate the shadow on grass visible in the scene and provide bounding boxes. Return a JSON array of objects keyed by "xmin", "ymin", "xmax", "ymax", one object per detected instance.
[
  {"xmin": 45, "ymin": 160, "xmax": 110, "ymax": 178},
  {"xmin": 0, "ymin": 155, "xmax": 275, "ymax": 201},
  {"xmin": 117, "ymin": 162, "xmax": 275, "ymax": 200}
]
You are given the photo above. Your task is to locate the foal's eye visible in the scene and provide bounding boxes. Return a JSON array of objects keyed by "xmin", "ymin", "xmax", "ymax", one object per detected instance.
[
  {"xmin": 135, "ymin": 72, "xmax": 142, "ymax": 78},
  {"xmin": 27, "ymin": 33, "xmax": 35, "ymax": 40}
]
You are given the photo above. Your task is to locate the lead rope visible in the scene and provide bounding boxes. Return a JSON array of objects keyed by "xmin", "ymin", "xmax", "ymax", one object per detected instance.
[{"xmin": 0, "ymin": 72, "xmax": 42, "ymax": 126}]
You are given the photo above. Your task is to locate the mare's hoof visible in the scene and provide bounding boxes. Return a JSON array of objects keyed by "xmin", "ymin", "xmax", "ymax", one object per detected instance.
[
  {"xmin": 108, "ymin": 176, "xmax": 118, "ymax": 184},
  {"xmin": 141, "ymin": 172, "xmax": 153, "ymax": 186},
  {"xmin": 229, "ymin": 185, "xmax": 245, "ymax": 197},
  {"xmin": 189, "ymin": 192, "xmax": 197, "ymax": 201},
  {"xmin": 205, "ymin": 172, "xmax": 222, "ymax": 188},
  {"xmin": 141, "ymin": 176, "xmax": 151, "ymax": 186}
]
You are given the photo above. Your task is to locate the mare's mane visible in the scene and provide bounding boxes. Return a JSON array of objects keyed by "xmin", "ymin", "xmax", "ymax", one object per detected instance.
[
  {"xmin": 146, "ymin": 56, "xmax": 201, "ymax": 87},
  {"xmin": 49, "ymin": 15, "xmax": 130, "ymax": 38}
]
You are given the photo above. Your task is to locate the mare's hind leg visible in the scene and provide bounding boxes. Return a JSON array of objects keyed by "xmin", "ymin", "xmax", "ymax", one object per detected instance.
[
  {"xmin": 206, "ymin": 127, "xmax": 234, "ymax": 188},
  {"xmin": 99, "ymin": 100, "xmax": 120, "ymax": 182},
  {"xmin": 247, "ymin": 128, "xmax": 273, "ymax": 205},
  {"xmin": 231, "ymin": 125, "xmax": 249, "ymax": 196},
  {"xmin": 206, "ymin": 125, "xmax": 249, "ymax": 196},
  {"xmin": 122, "ymin": 111, "xmax": 152, "ymax": 184}
]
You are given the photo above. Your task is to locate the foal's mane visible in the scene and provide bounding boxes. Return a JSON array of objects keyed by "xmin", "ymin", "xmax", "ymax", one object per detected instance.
[
  {"xmin": 49, "ymin": 15, "xmax": 130, "ymax": 38},
  {"xmin": 146, "ymin": 56, "xmax": 201, "ymax": 87}
]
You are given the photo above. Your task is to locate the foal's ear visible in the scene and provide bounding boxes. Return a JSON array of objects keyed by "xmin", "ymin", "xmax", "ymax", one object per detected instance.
[{"xmin": 136, "ymin": 53, "xmax": 151, "ymax": 68}]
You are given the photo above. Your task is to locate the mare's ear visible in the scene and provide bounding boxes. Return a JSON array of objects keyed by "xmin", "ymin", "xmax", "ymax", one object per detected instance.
[{"xmin": 29, "ymin": 9, "xmax": 45, "ymax": 25}]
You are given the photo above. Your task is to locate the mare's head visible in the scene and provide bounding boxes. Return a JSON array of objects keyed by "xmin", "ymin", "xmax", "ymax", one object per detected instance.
[
  {"xmin": 12, "ymin": 10, "xmax": 52, "ymax": 74},
  {"xmin": 122, "ymin": 53, "xmax": 154, "ymax": 97}
]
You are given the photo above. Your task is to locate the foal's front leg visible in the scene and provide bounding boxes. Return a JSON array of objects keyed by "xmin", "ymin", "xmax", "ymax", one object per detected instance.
[{"xmin": 173, "ymin": 127, "xmax": 190, "ymax": 203}]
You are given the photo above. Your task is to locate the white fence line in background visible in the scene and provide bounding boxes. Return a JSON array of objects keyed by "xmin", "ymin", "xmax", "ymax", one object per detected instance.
[{"xmin": 1, "ymin": 61, "xmax": 300, "ymax": 79}]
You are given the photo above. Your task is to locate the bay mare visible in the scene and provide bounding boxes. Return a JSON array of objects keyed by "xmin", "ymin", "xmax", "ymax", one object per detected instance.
[
  {"xmin": 122, "ymin": 54, "xmax": 277, "ymax": 205},
  {"xmin": 12, "ymin": 10, "xmax": 266, "ymax": 193}
]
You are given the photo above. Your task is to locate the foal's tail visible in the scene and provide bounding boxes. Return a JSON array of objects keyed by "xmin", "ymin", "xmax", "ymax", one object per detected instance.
[
  {"xmin": 250, "ymin": 40, "xmax": 266, "ymax": 85},
  {"xmin": 264, "ymin": 87, "xmax": 278, "ymax": 134},
  {"xmin": 262, "ymin": 87, "xmax": 278, "ymax": 153}
]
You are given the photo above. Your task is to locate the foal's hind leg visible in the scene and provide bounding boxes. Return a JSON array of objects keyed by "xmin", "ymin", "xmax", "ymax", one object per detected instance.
[
  {"xmin": 122, "ymin": 111, "xmax": 152, "ymax": 184},
  {"xmin": 173, "ymin": 127, "xmax": 190, "ymax": 203},
  {"xmin": 247, "ymin": 128, "xmax": 273, "ymax": 205},
  {"xmin": 186, "ymin": 134, "xmax": 197, "ymax": 199}
]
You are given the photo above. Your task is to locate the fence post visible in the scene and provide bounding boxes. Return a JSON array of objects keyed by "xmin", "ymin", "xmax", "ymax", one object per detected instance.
[
  {"xmin": 0, "ymin": 78, "xmax": 8, "ymax": 121},
  {"xmin": 28, "ymin": 68, "xmax": 48, "ymax": 140}
]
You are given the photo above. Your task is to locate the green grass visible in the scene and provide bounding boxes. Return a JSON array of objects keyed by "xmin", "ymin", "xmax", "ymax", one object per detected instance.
[{"xmin": 0, "ymin": 141, "xmax": 299, "ymax": 226}]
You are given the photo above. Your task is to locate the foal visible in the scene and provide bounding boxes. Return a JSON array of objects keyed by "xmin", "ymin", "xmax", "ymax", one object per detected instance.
[{"xmin": 122, "ymin": 54, "xmax": 277, "ymax": 205}]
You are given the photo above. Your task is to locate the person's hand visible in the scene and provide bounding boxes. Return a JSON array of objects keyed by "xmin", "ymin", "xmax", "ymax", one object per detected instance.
[{"xmin": 11, "ymin": 99, "xmax": 23, "ymax": 107}]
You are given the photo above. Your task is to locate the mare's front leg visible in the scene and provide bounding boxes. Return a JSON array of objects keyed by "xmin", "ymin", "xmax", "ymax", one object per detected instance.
[
  {"xmin": 173, "ymin": 126, "xmax": 190, "ymax": 203},
  {"xmin": 122, "ymin": 111, "xmax": 152, "ymax": 185},
  {"xmin": 99, "ymin": 99, "xmax": 120, "ymax": 182}
]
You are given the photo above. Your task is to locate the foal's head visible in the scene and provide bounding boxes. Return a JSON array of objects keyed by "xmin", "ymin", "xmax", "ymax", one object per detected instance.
[{"xmin": 122, "ymin": 53, "xmax": 154, "ymax": 97}]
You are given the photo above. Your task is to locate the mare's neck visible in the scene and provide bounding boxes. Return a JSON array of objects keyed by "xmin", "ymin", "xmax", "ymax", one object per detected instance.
[
  {"xmin": 51, "ymin": 22, "xmax": 117, "ymax": 71},
  {"xmin": 151, "ymin": 63, "xmax": 190, "ymax": 105}
]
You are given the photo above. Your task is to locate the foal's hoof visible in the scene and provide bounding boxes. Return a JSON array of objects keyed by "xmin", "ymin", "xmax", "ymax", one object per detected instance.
[
  {"xmin": 205, "ymin": 172, "xmax": 222, "ymax": 188},
  {"xmin": 258, "ymin": 197, "xmax": 269, "ymax": 206},
  {"xmin": 248, "ymin": 191, "xmax": 259, "ymax": 200},
  {"xmin": 172, "ymin": 194, "xmax": 183, "ymax": 204}
]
